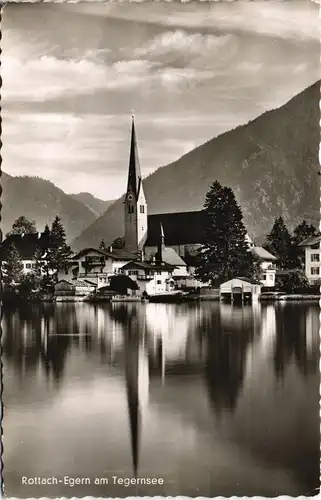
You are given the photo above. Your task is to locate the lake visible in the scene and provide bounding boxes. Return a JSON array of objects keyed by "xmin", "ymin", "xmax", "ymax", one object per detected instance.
[{"xmin": 2, "ymin": 301, "xmax": 320, "ymax": 497}]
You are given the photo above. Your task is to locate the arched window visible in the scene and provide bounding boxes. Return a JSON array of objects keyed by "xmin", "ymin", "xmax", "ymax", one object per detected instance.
[
  {"xmin": 140, "ymin": 205, "xmax": 145, "ymax": 213},
  {"xmin": 128, "ymin": 205, "xmax": 134, "ymax": 214}
]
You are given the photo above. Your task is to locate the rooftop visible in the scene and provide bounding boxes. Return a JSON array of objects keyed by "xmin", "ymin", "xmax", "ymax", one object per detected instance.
[
  {"xmin": 146, "ymin": 211, "xmax": 207, "ymax": 246},
  {"xmin": 251, "ymin": 246, "xmax": 277, "ymax": 261},
  {"xmin": 0, "ymin": 232, "xmax": 52, "ymax": 260},
  {"xmin": 298, "ymin": 234, "xmax": 321, "ymax": 247},
  {"xmin": 156, "ymin": 247, "xmax": 187, "ymax": 267},
  {"xmin": 121, "ymin": 260, "xmax": 175, "ymax": 272}
]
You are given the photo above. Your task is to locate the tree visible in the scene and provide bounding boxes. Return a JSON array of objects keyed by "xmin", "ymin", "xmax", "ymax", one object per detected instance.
[
  {"xmin": 19, "ymin": 273, "xmax": 40, "ymax": 300},
  {"xmin": 112, "ymin": 236, "xmax": 125, "ymax": 250},
  {"xmin": 195, "ymin": 181, "xmax": 256, "ymax": 284},
  {"xmin": 50, "ymin": 215, "xmax": 67, "ymax": 249},
  {"xmin": 292, "ymin": 220, "xmax": 317, "ymax": 246},
  {"xmin": 99, "ymin": 239, "xmax": 106, "ymax": 250},
  {"xmin": 7, "ymin": 216, "xmax": 37, "ymax": 236},
  {"xmin": 46, "ymin": 216, "xmax": 72, "ymax": 283},
  {"xmin": 2, "ymin": 243, "xmax": 24, "ymax": 289},
  {"xmin": 276, "ymin": 269, "xmax": 309, "ymax": 293},
  {"xmin": 265, "ymin": 217, "xmax": 297, "ymax": 269}
]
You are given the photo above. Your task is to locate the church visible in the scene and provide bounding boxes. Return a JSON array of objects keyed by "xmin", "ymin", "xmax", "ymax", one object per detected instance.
[{"xmin": 123, "ymin": 115, "xmax": 205, "ymax": 272}]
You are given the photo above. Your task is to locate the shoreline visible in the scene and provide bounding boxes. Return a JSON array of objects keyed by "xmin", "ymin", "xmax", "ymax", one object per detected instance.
[{"xmin": 1, "ymin": 293, "xmax": 320, "ymax": 305}]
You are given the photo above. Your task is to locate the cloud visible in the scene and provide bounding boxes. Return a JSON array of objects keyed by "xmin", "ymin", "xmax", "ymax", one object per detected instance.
[
  {"xmin": 134, "ymin": 30, "xmax": 234, "ymax": 61},
  {"xmin": 2, "ymin": 31, "xmax": 223, "ymax": 104},
  {"xmin": 68, "ymin": 1, "xmax": 320, "ymax": 42}
]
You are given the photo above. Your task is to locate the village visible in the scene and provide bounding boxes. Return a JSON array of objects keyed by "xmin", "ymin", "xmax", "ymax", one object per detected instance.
[{"xmin": 1, "ymin": 116, "xmax": 320, "ymax": 304}]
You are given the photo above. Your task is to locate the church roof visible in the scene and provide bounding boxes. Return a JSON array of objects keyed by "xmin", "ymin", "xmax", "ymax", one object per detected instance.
[
  {"xmin": 126, "ymin": 115, "xmax": 142, "ymax": 200},
  {"xmin": 156, "ymin": 247, "xmax": 187, "ymax": 267},
  {"xmin": 146, "ymin": 211, "xmax": 207, "ymax": 246}
]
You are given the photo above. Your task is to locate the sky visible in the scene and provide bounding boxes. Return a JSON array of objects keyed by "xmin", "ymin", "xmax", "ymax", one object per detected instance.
[{"xmin": 2, "ymin": 0, "xmax": 320, "ymax": 200}]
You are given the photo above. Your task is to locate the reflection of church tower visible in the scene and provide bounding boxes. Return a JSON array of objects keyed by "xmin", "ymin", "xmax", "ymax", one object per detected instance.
[
  {"xmin": 124, "ymin": 115, "xmax": 148, "ymax": 255},
  {"xmin": 125, "ymin": 329, "xmax": 149, "ymax": 476}
]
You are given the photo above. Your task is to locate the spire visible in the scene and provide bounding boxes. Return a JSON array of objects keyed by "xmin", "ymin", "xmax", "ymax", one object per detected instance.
[
  {"xmin": 127, "ymin": 114, "xmax": 142, "ymax": 199},
  {"xmin": 160, "ymin": 222, "xmax": 165, "ymax": 243},
  {"xmin": 157, "ymin": 222, "xmax": 165, "ymax": 263}
]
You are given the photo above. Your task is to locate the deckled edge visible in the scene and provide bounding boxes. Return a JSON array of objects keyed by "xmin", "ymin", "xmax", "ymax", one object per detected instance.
[
  {"xmin": 0, "ymin": 0, "xmax": 3, "ymax": 498},
  {"xmin": 2, "ymin": 497, "xmax": 320, "ymax": 500},
  {"xmin": 0, "ymin": 0, "xmax": 320, "ymax": 499}
]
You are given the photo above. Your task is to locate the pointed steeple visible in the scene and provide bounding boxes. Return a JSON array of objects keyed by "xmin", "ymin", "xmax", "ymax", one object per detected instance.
[
  {"xmin": 157, "ymin": 222, "xmax": 165, "ymax": 263},
  {"xmin": 127, "ymin": 114, "xmax": 142, "ymax": 200}
]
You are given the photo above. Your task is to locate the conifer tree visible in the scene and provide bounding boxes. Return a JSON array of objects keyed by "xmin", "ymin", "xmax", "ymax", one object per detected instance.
[
  {"xmin": 2, "ymin": 243, "xmax": 24, "ymax": 289},
  {"xmin": 265, "ymin": 217, "xmax": 297, "ymax": 269},
  {"xmin": 195, "ymin": 181, "xmax": 256, "ymax": 284},
  {"xmin": 46, "ymin": 216, "xmax": 72, "ymax": 282}
]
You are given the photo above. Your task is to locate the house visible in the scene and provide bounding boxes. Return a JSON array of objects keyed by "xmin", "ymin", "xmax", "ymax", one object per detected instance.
[
  {"xmin": 250, "ymin": 246, "xmax": 277, "ymax": 287},
  {"xmin": 120, "ymin": 260, "xmax": 176, "ymax": 296},
  {"xmin": 54, "ymin": 279, "xmax": 96, "ymax": 300},
  {"xmin": 220, "ymin": 277, "xmax": 262, "ymax": 302},
  {"xmin": 298, "ymin": 234, "xmax": 321, "ymax": 284},
  {"xmin": 0, "ymin": 231, "xmax": 52, "ymax": 274},
  {"xmin": 246, "ymin": 234, "xmax": 277, "ymax": 287},
  {"xmin": 57, "ymin": 247, "xmax": 138, "ymax": 289},
  {"xmin": 148, "ymin": 223, "xmax": 188, "ymax": 276}
]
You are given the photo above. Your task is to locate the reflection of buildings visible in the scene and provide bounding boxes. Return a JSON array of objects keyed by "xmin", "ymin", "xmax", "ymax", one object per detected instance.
[{"xmin": 204, "ymin": 305, "xmax": 253, "ymax": 416}]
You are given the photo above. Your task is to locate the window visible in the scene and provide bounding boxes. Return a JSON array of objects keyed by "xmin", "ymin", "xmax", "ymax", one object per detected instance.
[
  {"xmin": 310, "ymin": 267, "xmax": 319, "ymax": 275},
  {"xmin": 262, "ymin": 274, "xmax": 267, "ymax": 280},
  {"xmin": 32, "ymin": 264, "xmax": 36, "ymax": 269},
  {"xmin": 140, "ymin": 205, "xmax": 145, "ymax": 213},
  {"xmin": 128, "ymin": 205, "xmax": 134, "ymax": 214},
  {"xmin": 156, "ymin": 280, "xmax": 162, "ymax": 285},
  {"xmin": 86, "ymin": 256, "xmax": 104, "ymax": 263},
  {"xmin": 65, "ymin": 269, "xmax": 69, "ymax": 275},
  {"xmin": 128, "ymin": 270, "xmax": 138, "ymax": 276},
  {"xmin": 25, "ymin": 263, "xmax": 31, "ymax": 269},
  {"xmin": 310, "ymin": 253, "xmax": 320, "ymax": 262},
  {"xmin": 157, "ymin": 271, "xmax": 162, "ymax": 275}
]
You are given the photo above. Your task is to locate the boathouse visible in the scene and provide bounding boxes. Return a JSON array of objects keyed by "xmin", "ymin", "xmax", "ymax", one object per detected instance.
[{"xmin": 220, "ymin": 277, "xmax": 262, "ymax": 303}]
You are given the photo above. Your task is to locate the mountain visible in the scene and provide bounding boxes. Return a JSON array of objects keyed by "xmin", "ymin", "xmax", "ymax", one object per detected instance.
[
  {"xmin": 75, "ymin": 81, "xmax": 320, "ymax": 250},
  {"xmin": 1, "ymin": 173, "xmax": 98, "ymax": 242},
  {"xmin": 70, "ymin": 192, "xmax": 115, "ymax": 217}
]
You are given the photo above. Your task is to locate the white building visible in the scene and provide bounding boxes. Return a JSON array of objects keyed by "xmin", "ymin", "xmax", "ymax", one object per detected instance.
[
  {"xmin": 298, "ymin": 234, "xmax": 321, "ymax": 284},
  {"xmin": 58, "ymin": 247, "xmax": 138, "ymax": 289},
  {"xmin": 0, "ymin": 232, "xmax": 52, "ymax": 275},
  {"xmin": 120, "ymin": 260, "xmax": 176, "ymax": 296},
  {"xmin": 246, "ymin": 234, "xmax": 277, "ymax": 287},
  {"xmin": 251, "ymin": 246, "xmax": 277, "ymax": 287}
]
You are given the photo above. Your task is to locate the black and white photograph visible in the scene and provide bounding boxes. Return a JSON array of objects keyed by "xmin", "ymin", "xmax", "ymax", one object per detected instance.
[{"xmin": 1, "ymin": 0, "xmax": 320, "ymax": 497}]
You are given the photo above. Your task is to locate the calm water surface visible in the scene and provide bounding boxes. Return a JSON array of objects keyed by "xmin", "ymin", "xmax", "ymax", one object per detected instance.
[{"xmin": 3, "ymin": 301, "xmax": 320, "ymax": 497}]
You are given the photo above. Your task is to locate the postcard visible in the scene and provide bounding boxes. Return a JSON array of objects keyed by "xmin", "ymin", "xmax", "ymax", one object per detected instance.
[{"xmin": 1, "ymin": 0, "xmax": 320, "ymax": 497}]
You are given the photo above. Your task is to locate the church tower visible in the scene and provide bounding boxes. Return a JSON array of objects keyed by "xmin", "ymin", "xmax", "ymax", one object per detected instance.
[{"xmin": 124, "ymin": 115, "xmax": 148, "ymax": 255}]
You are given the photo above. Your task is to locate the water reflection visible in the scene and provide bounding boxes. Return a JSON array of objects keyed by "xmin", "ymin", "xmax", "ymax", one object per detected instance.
[{"xmin": 2, "ymin": 301, "xmax": 320, "ymax": 497}]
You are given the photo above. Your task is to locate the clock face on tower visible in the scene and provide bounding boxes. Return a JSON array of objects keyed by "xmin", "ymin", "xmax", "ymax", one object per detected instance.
[{"xmin": 128, "ymin": 194, "xmax": 133, "ymax": 201}]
